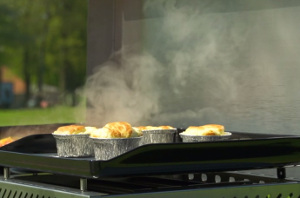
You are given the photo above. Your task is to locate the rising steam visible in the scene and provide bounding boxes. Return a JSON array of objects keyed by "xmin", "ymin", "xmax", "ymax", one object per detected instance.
[
  {"xmin": 85, "ymin": 50, "xmax": 163, "ymax": 126},
  {"xmin": 85, "ymin": 1, "xmax": 300, "ymax": 134}
]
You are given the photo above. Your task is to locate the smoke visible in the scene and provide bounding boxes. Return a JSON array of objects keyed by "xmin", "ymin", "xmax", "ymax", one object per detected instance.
[
  {"xmin": 85, "ymin": 1, "xmax": 300, "ymax": 133},
  {"xmin": 85, "ymin": 50, "xmax": 163, "ymax": 126},
  {"xmin": 85, "ymin": 1, "xmax": 248, "ymax": 127}
]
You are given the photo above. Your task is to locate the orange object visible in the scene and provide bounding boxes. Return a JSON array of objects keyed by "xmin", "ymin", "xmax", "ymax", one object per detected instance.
[{"xmin": 0, "ymin": 137, "xmax": 14, "ymax": 147}]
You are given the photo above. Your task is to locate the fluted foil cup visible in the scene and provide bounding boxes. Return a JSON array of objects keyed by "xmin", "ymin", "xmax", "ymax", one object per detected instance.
[
  {"xmin": 179, "ymin": 132, "xmax": 232, "ymax": 142},
  {"xmin": 142, "ymin": 129, "xmax": 177, "ymax": 144},
  {"xmin": 53, "ymin": 134, "xmax": 94, "ymax": 157},
  {"xmin": 91, "ymin": 137, "xmax": 142, "ymax": 160}
]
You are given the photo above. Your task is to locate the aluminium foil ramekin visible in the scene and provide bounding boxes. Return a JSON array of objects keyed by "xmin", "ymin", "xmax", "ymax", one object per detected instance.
[
  {"xmin": 91, "ymin": 137, "xmax": 142, "ymax": 160},
  {"xmin": 53, "ymin": 133, "xmax": 94, "ymax": 157},
  {"xmin": 142, "ymin": 129, "xmax": 177, "ymax": 144},
  {"xmin": 179, "ymin": 132, "xmax": 232, "ymax": 142}
]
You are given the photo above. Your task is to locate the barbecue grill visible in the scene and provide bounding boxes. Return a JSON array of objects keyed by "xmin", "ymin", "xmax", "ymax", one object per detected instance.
[
  {"xmin": 0, "ymin": 124, "xmax": 300, "ymax": 197},
  {"xmin": 2, "ymin": 0, "xmax": 300, "ymax": 197}
]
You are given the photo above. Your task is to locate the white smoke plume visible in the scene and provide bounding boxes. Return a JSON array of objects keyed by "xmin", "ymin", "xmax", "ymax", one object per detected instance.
[
  {"xmin": 86, "ymin": 1, "xmax": 251, "ymax": 127},
  {"xmin": 85, "ymin": 50, "xmax": 163, "ymax": 126},
  {"xmin": 85, "ymin": 1, "xmax": 300, "ymax": 134}
]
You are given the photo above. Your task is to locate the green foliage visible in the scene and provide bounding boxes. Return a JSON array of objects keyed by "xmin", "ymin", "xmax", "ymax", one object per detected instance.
[
  {"xmin": 0, "ymin": 0, "xmax": 87, "ymax": 93},
  {"xmin": 0, "ymin": 2, "xmax": 22, "ymax": 68}
]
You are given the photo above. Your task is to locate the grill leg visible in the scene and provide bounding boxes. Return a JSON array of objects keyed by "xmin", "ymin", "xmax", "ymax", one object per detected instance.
[
  {"xmin": 80, "ymin": 178, "xmax": 87, "ymax": 191},
  {"xmin": 277, "ymin": 167, "xmax": 286, "ymax": 179},
  {"xmin": 3, "ymin": 167, "xmax": 10, "ymax": 180}
]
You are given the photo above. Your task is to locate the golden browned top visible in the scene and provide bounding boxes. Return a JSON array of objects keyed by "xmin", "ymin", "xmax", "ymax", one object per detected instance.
[
  {"xmin": 53, "ymin": 125, "xmax": 86, "ymax": 135},
  {"xmin": 158, "ymin": 125, "xmax": 175, "ymax": 129},
  {"xmin": 104, "ymin": 121, "xmax": 132, "ymax": 138},
  {"xmin": 182, "ymin": 124, "xmax": 225, "ymax": 136},
  {"xmin": 90, "ymin": 121, "xmax": 133, "ymax": 138},
  {"xmin": 136, "ymin": 125, "xmax": 175, "ymax": 130},
  {"xmin": 203, "ymin": 124, "xmax": 224, "ymax": 131}
]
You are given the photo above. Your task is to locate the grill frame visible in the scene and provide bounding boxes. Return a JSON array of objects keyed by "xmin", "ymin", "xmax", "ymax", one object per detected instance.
[
  {"xmin": 1, "ymin": 171, "xmax": 300, "ymax": 198},
  {"xmin": 0, "ymin": 178, "xmax": 103, "ymax": 198}
]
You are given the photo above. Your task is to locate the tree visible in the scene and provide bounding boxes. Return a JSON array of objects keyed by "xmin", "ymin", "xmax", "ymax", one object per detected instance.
[
  {"xmin": 45, "ymin": 0, "xmax": 87, "ymax": 105},
  {"xmin": 0, "ymin": 0, "xmax": 87, "ymax": 107},
  {"xmin": 0, "ymin": 2, "xmax": 23, "ymax": 71}
]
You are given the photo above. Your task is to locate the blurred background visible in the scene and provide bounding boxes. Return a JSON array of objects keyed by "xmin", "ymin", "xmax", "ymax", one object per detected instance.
[
  {"xmin": 3, "ymin": 0, "xmax": 300, "ymax": 137},
  {"xmin": 0, "ymin": 0, "xmax": 87, "ymax": 126},
  {"xmin": 87, "ymin": 0, "xmax": 300, "ymax": 135}
]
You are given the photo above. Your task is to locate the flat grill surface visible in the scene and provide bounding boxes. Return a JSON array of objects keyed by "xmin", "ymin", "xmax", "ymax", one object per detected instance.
[{"xmin": 0, "ymin": 131, "xmax": 300, "ymax": 178}]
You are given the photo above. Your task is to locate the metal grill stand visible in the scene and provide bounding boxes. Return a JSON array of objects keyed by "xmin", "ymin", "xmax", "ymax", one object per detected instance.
[{"xmin": 1, "ymin": 169, "xmax": 300, "ymax": 198}]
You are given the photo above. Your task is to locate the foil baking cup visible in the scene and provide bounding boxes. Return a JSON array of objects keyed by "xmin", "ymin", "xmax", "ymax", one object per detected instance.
[
  {"xmin": 179, "ymin": 132, "xmax": 232, "ymax": 142},
  {"xmin": 142, "ymin": 129, "xmax": 177, "ymax": 144},
  {"xmin": 53, "ymin": 134, "xmax": 94, "ymax": 157},
  {"xmin": 91, "ymin": 137, "xmax": 142, "ymax": 160}
]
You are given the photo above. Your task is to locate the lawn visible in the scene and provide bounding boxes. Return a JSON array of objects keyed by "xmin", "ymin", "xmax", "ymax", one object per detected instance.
[{"xmin": 0, "ymin": 105, "xmax": 86, "ymax": 126}]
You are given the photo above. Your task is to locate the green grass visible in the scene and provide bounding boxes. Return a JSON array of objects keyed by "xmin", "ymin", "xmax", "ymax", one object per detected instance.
[{"xmin": 0, "ymin": 105, "xmax": 86, "ymax": 126}]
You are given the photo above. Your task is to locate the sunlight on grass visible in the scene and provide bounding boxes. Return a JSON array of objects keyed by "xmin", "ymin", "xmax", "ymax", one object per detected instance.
[{"xmin": 0, "ymin": 105, "xmax": 86, "ymax": 126}]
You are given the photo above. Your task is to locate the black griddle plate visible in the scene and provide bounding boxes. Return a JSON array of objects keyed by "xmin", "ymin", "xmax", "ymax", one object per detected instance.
[{"xmin": 0, "ymin": 132, "xmax": 300, "ymax": 178}]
